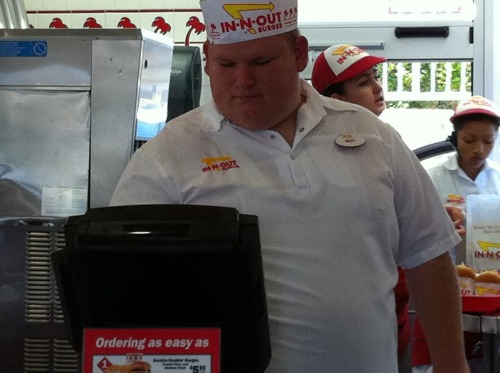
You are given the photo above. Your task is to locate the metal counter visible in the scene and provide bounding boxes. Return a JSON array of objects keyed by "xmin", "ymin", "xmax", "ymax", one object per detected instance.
[{"xmin": 462, "ymin": 312, "xmax": 500, "ymax": 372}]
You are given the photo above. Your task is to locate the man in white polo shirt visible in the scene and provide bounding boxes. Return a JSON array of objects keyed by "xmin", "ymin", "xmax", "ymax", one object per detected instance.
[{"xmin": 110, "ymin": 1, "xmax": 469, "ymax": 372}]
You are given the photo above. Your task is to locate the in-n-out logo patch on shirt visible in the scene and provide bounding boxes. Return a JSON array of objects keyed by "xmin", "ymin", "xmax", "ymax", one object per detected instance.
[
  {"xmin": 447, "ymin": 193, "xmax": 465, "ymax": 204},
  {"xmin": 201, "ymin": 155, "xmax": 240, "ymax": 172}
]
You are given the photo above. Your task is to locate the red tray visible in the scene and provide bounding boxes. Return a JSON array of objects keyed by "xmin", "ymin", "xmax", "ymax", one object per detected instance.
[{"xmin": 462, "ymin": 295, "xmax": 500, "ymax": 314}]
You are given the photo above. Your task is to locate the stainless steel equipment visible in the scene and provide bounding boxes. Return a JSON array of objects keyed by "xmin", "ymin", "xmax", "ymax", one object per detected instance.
[
  {"xmin": 0, "ymin": 28, "xmax": 173, "ymax": 215},
  {"xmin": 0, "ymin": 0, "xmax": 29, "ymax": 29},
  {"xmin": 0, "ymin": 217, "xmax": 72, "ymax": 372},
  {"xmin": 0, "ymin": 28, "xmax": 173, "ymax": 372}
]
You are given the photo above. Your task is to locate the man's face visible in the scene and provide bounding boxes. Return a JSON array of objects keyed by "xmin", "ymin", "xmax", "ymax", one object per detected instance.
[{"xmin": 203, "ymin": 33, "xmax": 308, "ymax": 131}]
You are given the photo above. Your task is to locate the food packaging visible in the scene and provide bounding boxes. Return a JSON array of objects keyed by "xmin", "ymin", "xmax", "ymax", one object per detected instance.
[{"xmin": 466, "ymin": 195, "xmax": 500, "ymax": 271}]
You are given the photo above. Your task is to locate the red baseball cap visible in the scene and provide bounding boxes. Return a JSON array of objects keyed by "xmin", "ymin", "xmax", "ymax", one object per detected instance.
[
  {"xmin": 311, "ymin": 44, "xmax": 386, "ymax": 94},
  {"xmin": 450, "ymin": 95, "xmax": 500, "ymax": 124}
]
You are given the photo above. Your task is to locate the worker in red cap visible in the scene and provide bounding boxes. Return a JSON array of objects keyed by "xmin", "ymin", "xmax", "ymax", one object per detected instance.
[
  {"xmin": 311, "ymin": 44, "xmax": 387, "ymax": 116},
  {"xmin": 311, "ymin": 44, "xmax": 467, "ymax": 373},
  {"xmin": 415, "ymin": 95, "xmax": 500, "ymax": 373},
  {"xmin": 428, "ymin": 95, "xmax": 500, "ymax": 203}
]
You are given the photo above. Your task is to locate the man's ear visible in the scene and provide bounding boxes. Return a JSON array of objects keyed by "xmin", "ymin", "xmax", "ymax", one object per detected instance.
[
  {"xmin": 202, "ymin": 41, "xmax": 210, "ymax": 76},
  {"xmin": 331, "ymin": 93, "xmax": 346, "ymax": 101},
  {"xmin": 295, "ymin": 35, "xmax": 309, "ymax": 73}
]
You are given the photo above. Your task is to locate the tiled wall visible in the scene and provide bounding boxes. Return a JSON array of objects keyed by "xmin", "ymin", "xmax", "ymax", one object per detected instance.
[
  {"xmin": 23, "ymin": 0, "xmax": 206, "ymax": 45},
  {"xmin": 22, "ymin": 1, "xmax": 473, "ymax": 46}
]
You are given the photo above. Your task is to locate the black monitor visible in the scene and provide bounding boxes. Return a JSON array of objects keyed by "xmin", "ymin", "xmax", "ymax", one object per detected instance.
[{"xmin": 52, "ymin": 204, "xmax": 271, "ymax": 373}]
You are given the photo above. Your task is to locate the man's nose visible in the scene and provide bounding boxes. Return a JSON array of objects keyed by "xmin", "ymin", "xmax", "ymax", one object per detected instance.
[{"xmin": 235, "ymin": 65, "xmax": 256, "ymax": 87}]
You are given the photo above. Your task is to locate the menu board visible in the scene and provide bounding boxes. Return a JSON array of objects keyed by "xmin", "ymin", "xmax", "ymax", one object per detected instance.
[{"xmin": 83, "ymin": 328, "xmax": 220, "ymax": 373}]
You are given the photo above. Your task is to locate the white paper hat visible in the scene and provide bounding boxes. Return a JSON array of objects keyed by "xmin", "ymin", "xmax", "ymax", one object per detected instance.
[{"xmin": 200, "ymin": 0, "xmax": 298, "ymax": 44}]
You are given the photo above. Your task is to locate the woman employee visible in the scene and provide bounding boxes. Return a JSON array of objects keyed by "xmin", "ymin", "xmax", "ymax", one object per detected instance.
[
  {"xmin": 412, "ymin": 95, "xmax": 500, "ymax": 373},
  {"xmin": 311, "ymin": 44, "xmax": 414, "ymax": 372},
  {"xmin": 311, "ymin": 44, "xmax": 467, "ymax": 373},
  {"xmin": 426, "ymin": 95, "xmax": 500, "ymax": 210}
]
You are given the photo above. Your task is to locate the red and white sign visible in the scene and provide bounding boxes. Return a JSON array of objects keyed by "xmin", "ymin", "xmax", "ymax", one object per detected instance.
[{"xmin": 83, "ymin": 328, "xmax": 221, "ymax": 373}]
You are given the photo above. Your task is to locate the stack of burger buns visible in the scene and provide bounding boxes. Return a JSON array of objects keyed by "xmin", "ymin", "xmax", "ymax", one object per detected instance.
[{"xmin": 457, "ymin": 263, "xmax": 500, "ymax": 296}]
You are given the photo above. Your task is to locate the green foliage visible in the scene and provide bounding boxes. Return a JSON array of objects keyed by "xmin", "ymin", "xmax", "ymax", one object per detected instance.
[
  {"xmin": 387, "ymin": 100, "xmax": 459, "ymax": 109},
  {"xmin": 380, "ymin": 61, "xmax": 472, "ymax": 109}
]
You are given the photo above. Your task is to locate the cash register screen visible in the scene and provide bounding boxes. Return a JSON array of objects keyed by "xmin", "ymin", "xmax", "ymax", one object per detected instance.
[{"xmin": 52, "ymin": 204, "xmax": 271, "ymax": 373}]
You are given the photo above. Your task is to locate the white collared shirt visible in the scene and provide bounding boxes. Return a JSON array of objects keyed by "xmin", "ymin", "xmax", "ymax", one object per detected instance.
[
  {"xmin": 111, "ymin": 80, "xmax": 460, "ymax": 373},
  {"xmin": 427, "ymin": 153, "xmax": 500, "ymax": 210}
]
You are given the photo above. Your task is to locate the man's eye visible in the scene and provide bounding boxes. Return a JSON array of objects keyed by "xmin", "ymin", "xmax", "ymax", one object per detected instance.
[{"xmin": 254, "ymin": 59, "xmax": 271, "ymax": 65}]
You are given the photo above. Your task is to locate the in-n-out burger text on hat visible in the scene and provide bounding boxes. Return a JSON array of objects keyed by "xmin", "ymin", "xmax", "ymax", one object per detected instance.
[
  {"xmin": 335, "ymin": 45, "xmax": 365, "ymax": 65},
  {"xmin": 219, "ymin": 6, "xmax": 284, "ymax": 34},
  {"xmin": 200, "ymin": 0, "xmax": 298, "ymax": 44}
]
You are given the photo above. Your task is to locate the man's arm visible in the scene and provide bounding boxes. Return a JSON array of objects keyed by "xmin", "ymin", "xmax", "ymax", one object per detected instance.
[{"xmin": 406, "ymin": 252, "xmax": 470, "ymax": 373}]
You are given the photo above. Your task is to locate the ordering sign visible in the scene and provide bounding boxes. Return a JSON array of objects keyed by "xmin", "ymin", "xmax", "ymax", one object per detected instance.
[{"xmin": 83, "ymin": 328, "xmax": 220, "ymax": 373}]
